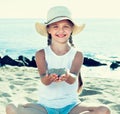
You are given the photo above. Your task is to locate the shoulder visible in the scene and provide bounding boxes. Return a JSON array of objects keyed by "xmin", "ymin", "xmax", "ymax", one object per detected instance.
[
  {"xmin": 35, "ymin": 49, "xmax": 45, "ymax": 59},
  {"xmin": 74, "ymin": 49, "xmax": 84, "ymax": 63},
  {"xmin": 76, "ymin": 51, "xmax": 83, "ymax": 59},
  {"xmin": 36, "ymin": 49, "xmax": 44, "ymax": 56},
  {"xmin": 73, "ymin": 48, "xmax": 83, "ymax": 59}
]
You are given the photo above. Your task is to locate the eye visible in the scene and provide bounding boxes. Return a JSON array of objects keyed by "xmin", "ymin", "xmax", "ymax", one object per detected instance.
[
  {"xmin": 52, "ymin": 25, "xmax": 58, "ymax": 29},
  {"xmin": 64, "ymin": 25, "xmax": 71, "ymax": 29}
]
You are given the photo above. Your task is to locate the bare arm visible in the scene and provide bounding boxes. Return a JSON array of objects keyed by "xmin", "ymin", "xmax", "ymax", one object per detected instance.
[
  {"xmin": 64, "ymin": 51, "xmax": 83, "ymax": 84},
  {"xmin": 35, "ymin": 49, "xmax": 83, "ymax": 86},
  {"xmin": 35, "ymin": 49, "xmax": 59, "ymax": 85}
]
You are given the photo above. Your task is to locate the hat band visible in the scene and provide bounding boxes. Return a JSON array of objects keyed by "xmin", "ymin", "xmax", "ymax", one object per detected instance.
[{"xmin": 45, "ymin": 16, "xmax": 70, "ymax": 25}]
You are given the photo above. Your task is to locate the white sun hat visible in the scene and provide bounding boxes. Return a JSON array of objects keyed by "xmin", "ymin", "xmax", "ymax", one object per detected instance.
[{"xmin": 35, "ymin": 6, "xmax": 85, "ymax": 36}]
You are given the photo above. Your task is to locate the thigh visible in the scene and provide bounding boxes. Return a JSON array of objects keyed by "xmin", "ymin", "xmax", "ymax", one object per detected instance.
[
  {"xmin": 69, "ymin": 103, "xmax": 97, "ymax": 114},
  {"xmin": 18, "ymin": 103, "xmax": 47, "ymax": 114}
]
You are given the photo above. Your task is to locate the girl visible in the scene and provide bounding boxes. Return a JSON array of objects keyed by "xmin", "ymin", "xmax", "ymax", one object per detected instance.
[{"xmin": 6, "ymin": 6, "xmax": 110, "ymax": 114}]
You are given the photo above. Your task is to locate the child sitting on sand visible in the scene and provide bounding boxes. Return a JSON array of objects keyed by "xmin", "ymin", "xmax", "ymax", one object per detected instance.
[{"xmin": 6, "ymin": 6, "xmax": 111, "ymax": 114}]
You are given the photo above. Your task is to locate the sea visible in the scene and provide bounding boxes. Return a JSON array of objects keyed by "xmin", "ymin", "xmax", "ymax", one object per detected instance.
[{"xmin": 0, "ymin": 18, "xmax": 120, "ymax": 78}]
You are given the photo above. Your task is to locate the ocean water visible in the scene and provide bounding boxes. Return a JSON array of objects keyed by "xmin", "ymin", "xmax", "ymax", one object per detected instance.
[
  {"xmin": 0, "ymin": 18, "xmax": 120, "ymax": 59},
  {"xmin": 0, "ymin": 18, "xmax": 120, "ymax": 77}
]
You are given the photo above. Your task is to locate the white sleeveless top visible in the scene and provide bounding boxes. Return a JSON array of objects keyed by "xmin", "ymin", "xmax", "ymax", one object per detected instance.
[{"xmin": 38, "ymin": 46, "xmax": 80, "ymax": 108}]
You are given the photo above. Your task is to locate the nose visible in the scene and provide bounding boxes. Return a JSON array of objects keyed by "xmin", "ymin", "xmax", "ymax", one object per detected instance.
[{"xmin": 58, "ymin": 27, "xmax": 65, "ymax": 33}]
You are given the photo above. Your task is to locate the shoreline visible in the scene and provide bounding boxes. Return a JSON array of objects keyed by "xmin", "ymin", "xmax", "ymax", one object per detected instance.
[{"xmin": 1, "ymin": 55, "xmax": 120, "ymax": 71}]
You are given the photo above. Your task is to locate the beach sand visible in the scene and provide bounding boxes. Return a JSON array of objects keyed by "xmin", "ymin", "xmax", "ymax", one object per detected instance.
[{"xmin": 0, "ymin": 66, "xmax": 120, "ymax": 114}]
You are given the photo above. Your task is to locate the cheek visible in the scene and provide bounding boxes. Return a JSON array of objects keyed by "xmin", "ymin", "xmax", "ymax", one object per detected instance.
[
  {"xmin": 48, "ymin": 30, "xmax": 56, "ymax": 36},
  {"xmin": 67, "ymin": 30, "xmax": 73, "ymax": 35}
]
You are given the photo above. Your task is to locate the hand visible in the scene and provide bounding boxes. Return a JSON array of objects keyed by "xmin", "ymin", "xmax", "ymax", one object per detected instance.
[
  {"xmin": 58, "ymin": 73, "xmax": 69, "ymax": 82},
  {"xmin": 41, "ymin": 73, "xmax": 59, "ymax": 85},
  {"xmin": 47, "ymin": 74, "xmax": 59, "ymax": 82}
]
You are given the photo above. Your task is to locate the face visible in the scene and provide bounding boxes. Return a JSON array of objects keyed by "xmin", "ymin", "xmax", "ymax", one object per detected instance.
[{"xmin": 47, "ymin": 20, "xmax": 73, "ymax": 44}]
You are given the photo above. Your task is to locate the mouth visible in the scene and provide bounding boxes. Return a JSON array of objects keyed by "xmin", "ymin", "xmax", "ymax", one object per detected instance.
[{"xmin": 56, "ymin": 34, "xmax": 66, "ymax": 38}]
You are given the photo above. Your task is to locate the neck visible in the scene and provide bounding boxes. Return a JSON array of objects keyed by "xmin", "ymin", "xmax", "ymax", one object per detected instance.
[{"xmin": 50, "ymin": 43, "xmax": 70, "ymax": 55}]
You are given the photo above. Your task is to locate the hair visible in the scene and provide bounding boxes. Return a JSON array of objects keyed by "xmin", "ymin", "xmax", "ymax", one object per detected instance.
[
  {"xmin": 69, "ymin": 33, "xmax": 74, "ymax": 47},
  {"xmin": 47, "ymin": 34, "xmax": 52, "ymax": 46},
  {"xmin": 47, "ymin": 34, "xmax": 75, "ymax": 47}
]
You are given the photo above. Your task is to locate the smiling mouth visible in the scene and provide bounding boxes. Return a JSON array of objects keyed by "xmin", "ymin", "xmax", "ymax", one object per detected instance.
[{"xmin": 56, "ymin": 34, "xmax": 66, "ymax": 38}]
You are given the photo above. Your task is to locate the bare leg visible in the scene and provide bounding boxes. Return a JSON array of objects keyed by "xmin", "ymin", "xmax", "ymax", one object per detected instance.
[
  {"xmin": 69, "ymin": 104, "xmax": 111, "ymax": 114},
  {"xmin": 6, "ymin": 104, "xmax": 17, "ymax": 114},
  {"xmin": 6, "ymin": 103, "xmax": 47, "ymax": 114}
]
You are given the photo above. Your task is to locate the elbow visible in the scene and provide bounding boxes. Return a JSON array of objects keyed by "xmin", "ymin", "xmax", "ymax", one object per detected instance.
[
  {"xmin": 66, "ymin": 79, "xmax": 76, "ymax": 85},
  {"xmin": 70, "ymin": 80, "xmax": 76, "ymax": 84},
  {"xmin": 69, "ymin": 82, "xmax": 74, "ymax": 84}
]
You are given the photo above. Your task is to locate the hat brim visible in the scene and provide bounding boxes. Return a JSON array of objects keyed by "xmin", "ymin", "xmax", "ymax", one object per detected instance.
[
  {"xmin": 35, "ymin": 21, "xmax": 85, "ymax": 36},
  {"xmin": 35, "ymin": 22, "xmax": 47, "ymax": 36},
  {"xmin": 72, "ymin": 24, "xmax": 85, "ymax": 35}
]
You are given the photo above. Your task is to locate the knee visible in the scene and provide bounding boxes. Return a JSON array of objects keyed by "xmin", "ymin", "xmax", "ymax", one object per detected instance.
[
  {"xmin": 6, "ymin": 104, "xmax": 17, "ymax": 114},
  {"xmin": 98, "ymin": 106, "xmax": 111, "ymax": 114},
  {"xmin": 6, "ymin": 104, "xmax": 13, "ymax": 113}
]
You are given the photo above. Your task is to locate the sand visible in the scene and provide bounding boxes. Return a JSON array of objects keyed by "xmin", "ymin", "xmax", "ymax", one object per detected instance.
[{"xmin": 0, "ymin": 66, "xmax": 120, "ymax": 114}]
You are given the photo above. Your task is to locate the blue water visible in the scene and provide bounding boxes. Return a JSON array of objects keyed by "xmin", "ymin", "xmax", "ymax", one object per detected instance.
[{"xmin": 0, "ymin": 18, "xmax": 120, "ymax": 62}]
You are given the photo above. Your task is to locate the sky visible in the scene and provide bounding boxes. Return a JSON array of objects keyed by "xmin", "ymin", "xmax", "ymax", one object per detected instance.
[{"xmin": 0, "ymin": 0, "xmax": 120, "ymax": 19}]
